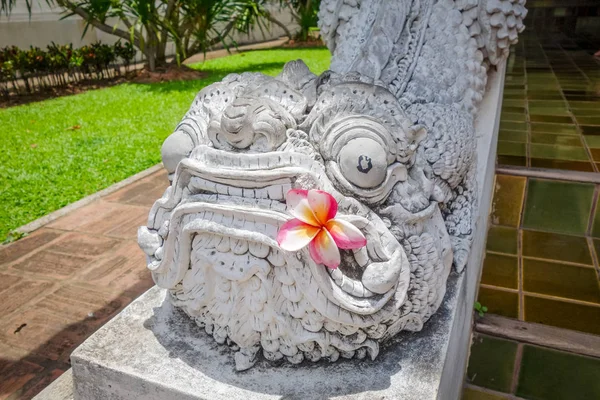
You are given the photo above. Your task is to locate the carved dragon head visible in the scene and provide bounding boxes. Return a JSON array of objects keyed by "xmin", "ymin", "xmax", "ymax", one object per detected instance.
[{"xmin": 138, "ymin": 61, "xmax": 455, "ymax": 370}]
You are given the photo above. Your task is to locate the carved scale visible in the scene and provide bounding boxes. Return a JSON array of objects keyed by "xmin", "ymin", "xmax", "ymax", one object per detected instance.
[{"xmin": 138, "ymin": 0, "xmax": 527, "ymax": 370}]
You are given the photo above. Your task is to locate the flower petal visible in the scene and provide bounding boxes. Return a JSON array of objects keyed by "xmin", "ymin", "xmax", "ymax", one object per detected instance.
[
  {"xmin": 277, "ymin": 219, "xmax": 320, "ymax": 251},
  {"xmin": 326, "ymin": 219, "xmax": 367, "ymax": 250},
  {"xmin": 309, "ymin": 229, "xmax": 341, "ymax": 269},
  {"xmin": 308, "ymin": 189, "xmax": 338, "ymax": 225},
  {"xmin": 286, "ymin": 189, "xmax": 320, "ymax": 226}
]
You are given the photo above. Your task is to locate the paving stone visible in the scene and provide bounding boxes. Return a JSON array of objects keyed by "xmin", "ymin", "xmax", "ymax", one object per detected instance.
[
  {"xmin": 0, "ymin": 359, "xmax": 44, "ymax": 400},
  {"xmin": 46, "ymin": 233, "xmax": 120, "ymax": 257},
  {"xmin": 11, "ymin": 250, "xmax": 93, "ymax": 279},
  {"xmin": 102, "ymin": 207, "xmax": 150, "ymax": 239},
  {"xmin": 18, "ymin": 368, "xmax": 69, "ymax": 400},
  {"xmin": 105, "ymin": 170, "xmax": 168, "ymax": 206},
  {"xmin": 0, "ymin": 279, "xmax": 55, "ymax": 320},
  {"xmin": 76, "ymin": 203, "xmax": 149, "ymax": 237},
  {"xmin": 80, "ymin": 241, "xmax": 153, "ymax": 293},
  {"xmin": 0, "ymin": 273, "xmax": 22, "ymax": 295},
  {"xmin": 0, "ymin": 229, "xmax": 62, "ymax": 266},
  {"xmin": 46, "ymin": 201, "xmax": 119, "ymax": 231},
  {"xmin": 0, "ymin": 291, "xmax": 125, "ymax": 362}
]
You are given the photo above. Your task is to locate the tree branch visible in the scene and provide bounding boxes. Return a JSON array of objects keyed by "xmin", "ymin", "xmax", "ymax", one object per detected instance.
[
  {"xmin": 56, "ymin": 0, "xmax": 143, "ymax": 49},
  {"xmin": 264, "ymin": 11, "xmax": 291, "ymax": 39}
]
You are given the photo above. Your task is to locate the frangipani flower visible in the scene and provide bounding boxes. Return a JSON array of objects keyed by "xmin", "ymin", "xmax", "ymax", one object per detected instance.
[{"xmin": 277, "ymin": 189, "xmax": 367, "ymax": 269}]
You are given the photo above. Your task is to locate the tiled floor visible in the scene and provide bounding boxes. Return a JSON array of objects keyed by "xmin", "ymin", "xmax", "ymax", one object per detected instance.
[
  {"xmin": 465, "ymin": 333, "xmax": 600, "ymax": 400},
  {"xmin": 479, "ymin": 174, "xmax": 600, "ymax": 336},
  {"xmin": 0, "ymin": 170, "xmax": 167, "ymax": 399},
  {"xmin": 499, "ymin": 32, "xmax": 600, "ymax": 172}
]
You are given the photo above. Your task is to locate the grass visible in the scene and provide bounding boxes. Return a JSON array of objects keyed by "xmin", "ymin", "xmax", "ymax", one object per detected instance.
[{"xmin": 0, "ymin": 47, "xmax": 331, "ymax": 241}]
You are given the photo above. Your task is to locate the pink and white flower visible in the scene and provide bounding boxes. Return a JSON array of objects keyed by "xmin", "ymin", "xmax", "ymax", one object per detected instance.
[{"xmin": 277, "ymin": 189, "xmax": 367, "ymax": 269}]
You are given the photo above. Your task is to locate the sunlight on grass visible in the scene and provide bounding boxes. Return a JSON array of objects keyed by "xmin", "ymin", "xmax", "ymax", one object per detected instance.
[{"xmin": 0, "ymin": 47, "xmax": 331, "ymax": 241}]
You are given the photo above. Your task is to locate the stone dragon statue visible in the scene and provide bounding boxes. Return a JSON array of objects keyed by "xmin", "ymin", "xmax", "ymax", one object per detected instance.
[{"xmin": 138, "ymin": 0, "xmax": 526, "ymax": 371}]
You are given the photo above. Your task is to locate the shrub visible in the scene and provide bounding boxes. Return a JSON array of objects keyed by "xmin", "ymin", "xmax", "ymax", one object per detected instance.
[{"xmin": 0, "ymin": 41, "xmax": 137, "ymax": 96}]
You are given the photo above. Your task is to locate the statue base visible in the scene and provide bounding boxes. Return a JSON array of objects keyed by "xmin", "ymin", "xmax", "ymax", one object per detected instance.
[{"xmin": 34, "ymin": 64, "xmax": 505, "ymax": 400}]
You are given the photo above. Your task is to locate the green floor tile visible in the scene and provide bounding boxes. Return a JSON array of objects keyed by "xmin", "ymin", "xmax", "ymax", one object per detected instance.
[
  {"xmin": 499, "ymin": 130, "xmax": 527, "ymax": 142},
  {"xmin": 462, "ymin": 387, "xmax": 508, "ymax": 400},
  {"xmin": 490, "ymin": 175, "xmax": 526, "ymax": 227},
  {"xmin": 466, "ymin": 334, "xmax": 518, "ymax": 393},
  {"xmin": 497, "ymin": 141, "xmax": 526, "ymax": 157},
  {"xmin": 527, "ymin": 100, "xmax": 567, "ymax": 108},
  {"xmin": 486, "ymin": 226, "xmax": 518, "ymax": 254},
  {"xmin": 522, "ymin": 179, "xmax": 594, "ymax": 236},
  {"xmin": 524, "ymin": 295, "xmax": 600, "ymax": 335},
  {"xmin": 517, "ymin": 345, "xmax": 600, "ymax": 400},
  {"xmin": 530, "ymin": 123, "xmax": 578, "ymax": 135},
  {"xmin": 528, "ymin": 107, "xmax": 570, "ymax": 116},
  {"xmin": 522, "ymin": 230, "xmax": 593, "ymax": 265},
  {"xmin": 503, "ymin": 99, "xmax": 526, "ymax": 107},
  {"xmin": 584, "ymin": 135, "xmax": 600, "ymax": 148},
  {"xmin": 581, "ymin": 125, "xmax": 600, "ymax": 135},
  {"xmin": 575, "ymin": 116, "xmax": 600, "ymax": 126},
  {"xmin": 529, "ymin": 158, "xmax": 595, "ymax": 172},
  {"xmin": 501, "ymin": 112, "xmax": 527, "ymax": 122},
  {"xmin": 529, "ymin": 144, "xmax": 589, "ymax": 161},
  {"xmin": 568, "ymin": 100, "xmax": 600, "ymax": 109},
  {"xmin": 499, "ymin": 121, "xmax": 527, "ymax": 132},
  {"xmin": 572, "ymin": 108, "xmax": 600, "ymax": 117},
  {"xmin": 503, "ymin": 106, "xmax": 526, "ymax": 114},
  {"xmin": 529, "ymin": 114, "xmax": 574, "ymax": 124},
  {"xmin": 530, "ymin": 133, "xmax": 582, "ymax": 146},
  {"xmin": 478, "ymin": 287, "xmax": 519, "ymax": 319},
  {"xmin": 497, "ymin": 155, "xmax": 526, "ymax": 166},
  {"xmin": 481, "ymin": 253, "xmax": 519, "ymax": 289},
  {"xmin": 523, "ymin": 259, "xmax": 600, "ymax": 303}
]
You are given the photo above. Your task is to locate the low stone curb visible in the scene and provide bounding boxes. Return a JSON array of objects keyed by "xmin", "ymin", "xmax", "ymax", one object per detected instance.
[{"xmin": 9, "ymin": 163, "xmax": 163, "ymax": 238}]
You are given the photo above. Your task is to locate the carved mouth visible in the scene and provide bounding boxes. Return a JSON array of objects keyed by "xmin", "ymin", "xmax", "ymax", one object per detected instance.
[{"xmin": 143, "ymin": 146, "xmax": 411, "ymax": 317}]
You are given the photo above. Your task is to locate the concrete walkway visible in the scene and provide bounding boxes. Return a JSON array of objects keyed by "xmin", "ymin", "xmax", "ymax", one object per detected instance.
[{"xmin": 0, "ymin": 169, "xmax": 168, "ymax": 400}]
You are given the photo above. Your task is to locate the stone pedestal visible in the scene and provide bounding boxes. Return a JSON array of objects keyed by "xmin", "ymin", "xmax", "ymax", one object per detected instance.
[{"xmin": 34, "ymin": 60, "xmax": 505, "ymax": 400}]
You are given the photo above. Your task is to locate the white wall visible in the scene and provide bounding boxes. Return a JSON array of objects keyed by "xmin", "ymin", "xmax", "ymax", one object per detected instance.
[{"xmin": 0, "ymin": 2, "xmax": 297, "ymax": 58}]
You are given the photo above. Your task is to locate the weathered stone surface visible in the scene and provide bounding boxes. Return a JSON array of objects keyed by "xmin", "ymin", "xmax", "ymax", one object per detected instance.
[
  {"xmin": 137, "ymin": 0, "xmax": 526, "ymax": 372},
  {"xmin": 45, "ymin": 60, "xmax": 506, "ymax": 400}
]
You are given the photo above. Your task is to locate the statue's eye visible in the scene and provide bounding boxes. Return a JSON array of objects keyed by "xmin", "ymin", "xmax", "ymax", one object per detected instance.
[{"xmin": 338, "ymin": 137, "xmax": 388, "ymax": 189}]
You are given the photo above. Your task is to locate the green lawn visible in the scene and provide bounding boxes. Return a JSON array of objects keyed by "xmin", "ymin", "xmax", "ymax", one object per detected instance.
[{"xmin": 0, "ymin": 47, "xmax": 331, "ymax": 241}]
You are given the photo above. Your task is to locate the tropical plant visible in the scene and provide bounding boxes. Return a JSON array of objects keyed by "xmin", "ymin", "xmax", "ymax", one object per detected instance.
[
  {"xmin": 1, "ymin": 0, "xmax": 284, "ymax": 71},
  {"xmin": 279, "ymin": 0, "xmax": 319, "ymax": 41}
]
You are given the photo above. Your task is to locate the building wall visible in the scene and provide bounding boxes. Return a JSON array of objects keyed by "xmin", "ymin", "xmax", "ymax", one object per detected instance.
[{"xmin": 0, "ymin": 2, "xmax": 297, "ymax": 59}]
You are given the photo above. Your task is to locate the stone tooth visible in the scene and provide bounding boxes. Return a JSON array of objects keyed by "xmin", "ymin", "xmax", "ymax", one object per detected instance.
[
  {"xmin": 249, "ymin": 242, "xmax": 270, "ymax": 258},
  {"xmin": 329, "ymin": 268, "xmax": 343, "ymax": 283},
  {"xmin": 216, "ymin": 236, "xmax": 231, "ymax": 252},
  {"xmin": 216, "ymin": 183, "xmax": 229, "ymax": 195},
  {"xmin": 203, "ymin": 179, "xmax": 217, "ymax": 193},
  {"xmin": 242, "ymin": 188, "xmax": 256, "ymax": 198},
  {"xmin": 192, "ymin": 233, "xmax": 211, "ymax": 248},
  {"xmin": 220, "ymin": 213, "xmax": 234, "ymax": 227},
  {"xmin": 268, "ymin": 249, "xmax": 286, "ymax": 267},
  {"xmin": 231, "ymin": 239, "xmax": 249, "ymax": 255},
  {"xmin": 253, "ymin": 187, "xmax": 267, "ymax": 199},
  {"xmin": 267, "ymin": 184, "xmax": 284, "ymax": 200},
  {"xmin": 353, "ymin": 248, "xmax": 369, "ymax": 267},
  {"xmin": 229, "ymin": 187, "xmax": 243, "ymax": 197},
  {"xmin": 232, "ymin": 215, "xmax": 246, "ymax": 230},
  {"xmin": 206, "ymin": 234, "xmax": 223, "ymax": 249},
  {"xmin": 281, "ymin": 183, "xmax": 292, "ymax": 194}
]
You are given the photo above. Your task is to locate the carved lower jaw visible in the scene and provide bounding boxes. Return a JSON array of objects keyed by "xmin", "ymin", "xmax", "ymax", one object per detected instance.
[{"xmin": 157, "ymin": 198, "xmax": 403, "ymax": 315}]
